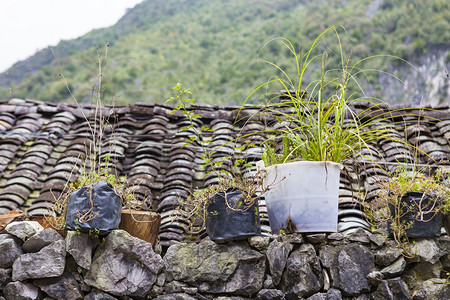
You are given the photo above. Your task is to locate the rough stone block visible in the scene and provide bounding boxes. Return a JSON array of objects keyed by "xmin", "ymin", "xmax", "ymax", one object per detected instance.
[
  {"xmin": 5, "ymin": 221, "xmax": 43, "ymax": 241},
  {"xmin": 375, "ymin": 247, "xmax": 402, "ymax": 267},
  {"xmin": 320, "ymin": 244, "xmax": 373, "ymax": 296},
  {"xmin": 164, "ymin": 240, "xmax": 265, "ymax": 296},
  {"xmin": 0, "ymin": 236, "xmax": 22, "ymax": 268},
  {"xmin": 12, "ymin": 240, "xmax": 65, "ymax": 281},
  {"xmin": 408, "ymin": 239, "xmax": 441, "ymax": 264},
  {"xmin": 22, "ymin": 228, "xmax": 63, "ymax": 253},
  {"xmin": 65, "ymin": 231, "xmax": 98, "ymax": 270},
  {"xmin": 266, "ymin": 240, "xmax": 292, "ymax": 286},
  {"xmin": 380, "ymin": 257, "xmax": 406, "ymax": 278},
  {"xmin": 84, "ymin": 230, "xmax": 164, "ymax": 298},
  {"xmin": 34, "ymin": 272, "xmax": 83, "ymax": 300},
  {"xmin": 4, "ymin": 281, "xmax": 40, "ymax": 300},
  {"xmin": 280, "ymin": 243, "xmax": 323, "ymax": 298},
  {"xmin": 256, "ymin": 288, "xmax": 286, "ymax": 300}
]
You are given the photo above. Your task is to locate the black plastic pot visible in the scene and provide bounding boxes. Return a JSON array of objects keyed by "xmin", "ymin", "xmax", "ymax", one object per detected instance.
[
  {"xmin": 389, "ymin": 191, "xmax": 443, "ymax": 238},
  {"xmin": 206, "ymin": 189, "xmax": 261, "ymax": 243},
  {"xmin": 65, "ymin": 180, "xmax": 122, "ymax": 234}
]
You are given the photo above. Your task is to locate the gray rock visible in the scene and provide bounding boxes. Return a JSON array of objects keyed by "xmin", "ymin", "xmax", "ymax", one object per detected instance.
[
  {"xmin": 62, "ymin": 256, "xmax": 90, "ymax": 292},
  {"xmin": 165, "ymin": 240, "xmax": 265, "ymax": 296},
  {"xmin": 387, "ymin": 278, "xmax": 412, "ymax": 299},
  {"xmin": 164, "ymin": 281, "xmax": 187, "ymax": 294},
  {"xmin": 266, "ymin": 240, "xmax": 292, "ymax": 286},
  {"xmin": 5, "ymin": 221, "xmax": 43, "ymax": 241},
  {"xmin": 306, "ymin": 234, "xmax": 327, "ymax": 244},
  {"xmin": 256, "ymin": 289, "xmax": 286, "ymax": 300},
  {"xmin": 439, "ymin": 236, "xmax": 450, "ymax": 269},
  {"xmin": 320, "ymin": 245, "xmax": 335, "ymax": 268},
  {"xmin": 181, "ymin": 286, "xmax": 198, "ymax": 295},
  {"xmin": 0, "ymin": 234, "xmax": 21, "ymax": 244},
  {"xmin": 12, "ymin": 240, "xmax": 65, "ymax": 281},
  {"xmin": 248, "ymin": 236, "xmax": 271, "ymax": 251},
  {"xmin": 65, "ymin": 231, "xmax": 98, "ymax": 270},
  {"xmin": 149, "ymin": 285, "xmax": 164, "ymax": 298},
  {"xmin": 327, "ymin": 233, "xmax": 344, "ymax": 242},
  {"xmin": 263, "ymin": 275, "xmax": 274, "ymax": 289},
  {"xmin": 403, "ymin": 262, "xmax": 442, "ymax": 289},
  {"xmin": 306, "ymin": 293, "xmax": 327, "ymax": 300},
  {"xmin": 367, "ymin": 271, "xmax": 384, "ymax": 286},
  {"xmin": 34, "ymin": 272, "xmax": 83, "ymax": 300},
  {"xmin": 370, "ymin": 278, "xmax": 412, "ymax": 300},
  {"xmin": 0, "ymin": 268, "xmax": 12, "ymax": 289},
  {"xmin": 345, "ymin": 228, "xmax": 371, "ymax": 244},
  {"xmin": 281, "ymin": 233, "xmax": 303, "ymax": 244},
  {"xmin": 156, "ymin": 273, "xmax": 166, "ymax": 287},
  {"xmin": 380, "ymin": 257, "xmax": 406, "ymax": 278},
  {"xmin": 83, "ymin": 289, "xmax": 117, "ymax": 300},
  {"xmin": 326, "ymin": 288, "xmax": 342, "ymax": 300},
  {"xmin": 370, "ymin": 280, "xmax": 393, "ymax": 300},
  {"xmin": 408, "ymin": 239, "xmax": 441, "ymax": 264},
  {"xmin": 4, "ymin": 281, "xmax": 40, "ymax": 300},
  {"xmin": 305, "ymin": 288, "xmax": 342, "ymax": 300},
  {"xmin": 84, "ymin": 230, "xmax": 164, "ymax": 298},
  {"xmin": 412, "ymin": 279, "xmax": 450, "ymax": 300},
  {"xmin": 22, "ymin": 228, "xmax": 63, "ymax": 253},
  {"xmin": 374, "ymin": 247, "xmax": 402, "ymax": 267},
  {"xmin": 155, "ymin": 294, "xmax": 198, "ymax": 300},
  {"xmin": 280, "ymin": 243, "xmax": 323, "ymax": 298},
  {"xmin": 320, "ymin": 244, "xmax": 373, "ymax": 296},
  {"xmin": 0, "ymin": 236, "xmax": 22, "ymax": 268},
  {"xmin": 369, "ymin": 233, "xmax": 386, "ymax": 248}
]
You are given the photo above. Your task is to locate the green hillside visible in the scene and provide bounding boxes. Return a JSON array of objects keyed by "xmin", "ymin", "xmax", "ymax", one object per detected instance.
[{"xmin": 0, "ymin": 0, "xmax": 448, "ymax": 105}]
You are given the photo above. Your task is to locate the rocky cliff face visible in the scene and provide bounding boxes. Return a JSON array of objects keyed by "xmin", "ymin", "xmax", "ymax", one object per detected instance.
[
  {"xmin": 379, "ymin": 48, "xmax": 449, "ymax": 106},
  {"xmin": 1, "ymin": 221, "xmax": 450, "ymax": 299}
]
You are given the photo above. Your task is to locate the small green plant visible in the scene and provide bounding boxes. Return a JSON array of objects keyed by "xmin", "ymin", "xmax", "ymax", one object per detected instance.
[
  {"xmin": 166, "ymin": 83, "xmax": 272, "ymax": 237},
  {"xmin": 179, "ymin": 172, "xmax": 267, "ymax": 235},
  {"xmin": 240, "ymin": 26, "xmax": 427, "ymax": 166},
  {"xmin": 47, "ymin": 43, "xmax": 144, "ymax": 231},
  {"xmin": 369, "ymin": 167, "xmax": 450, "ymax": 257}
]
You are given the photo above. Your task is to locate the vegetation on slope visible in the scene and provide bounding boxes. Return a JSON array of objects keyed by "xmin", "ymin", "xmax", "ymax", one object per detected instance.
[{"xmin": 0, "ymin": 0, "xmax": 448, "ymax": 105}]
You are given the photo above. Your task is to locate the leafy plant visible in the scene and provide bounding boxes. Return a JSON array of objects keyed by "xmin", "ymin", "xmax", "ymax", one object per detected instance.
[
  {"xmin": 369, "ymin": 167, "xmax": 450, "ymax": 256},
  {"xmin": 47, "ymin": 44, "xmax": 144, "ymax": 230},
  {"xmin": 166, "ymin": 83, "xmax": 272, "ymax": 237},
  {"xmin": 240, "ymin": 26, "xmax": 430, "ymax": 166},
  {"xmin": 179, "ymin": 170, "xmax": 268, "ymax": 235}
]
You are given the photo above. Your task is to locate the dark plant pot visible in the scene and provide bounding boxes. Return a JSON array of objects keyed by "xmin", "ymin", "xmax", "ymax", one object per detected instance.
[
  {"xmin": 65, "ymin": 180, "xmax": 122, "ymax": 234},
  {"xmin": 206, "ymin": 189, "xmax": 261, "ymax": 243},
  {"xmin": 389, "ymin": 191, "xmax": 443, "ymax": 238}
]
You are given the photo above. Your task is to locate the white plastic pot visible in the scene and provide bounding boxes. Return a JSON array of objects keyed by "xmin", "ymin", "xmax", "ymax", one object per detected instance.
[{"xmin": 258, "ymin": 161, "xmax": 341, "ymax": 234}]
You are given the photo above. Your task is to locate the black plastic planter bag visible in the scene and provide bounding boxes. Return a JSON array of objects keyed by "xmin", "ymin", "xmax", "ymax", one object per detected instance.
[
  {"xmin": 206, "ymin": 189, "xmax": 261, "ymax": 243},
  {"xmin": 389, "ymin": 191, "xmax": 443, "ymax": 238},
  {"xmin": 65, "ymin": 180, "xmax": 122, "ymax": 234}
]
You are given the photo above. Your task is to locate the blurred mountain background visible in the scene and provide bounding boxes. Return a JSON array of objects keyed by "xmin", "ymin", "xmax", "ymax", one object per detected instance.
[{"xmin": 0, "ymin": 0, "xmax": 448, "ymax": 106}]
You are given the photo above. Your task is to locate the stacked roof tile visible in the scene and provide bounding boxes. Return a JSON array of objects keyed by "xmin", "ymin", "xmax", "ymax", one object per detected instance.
[{"xmin": 0, "ymin": 99, "xmax": 449, "ymax": 246}]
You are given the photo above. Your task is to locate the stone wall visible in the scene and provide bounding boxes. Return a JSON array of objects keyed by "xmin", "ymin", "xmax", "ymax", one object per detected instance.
[{"xmin": 1, "ymin": 221, "xmax": 449, "ymax": 300}]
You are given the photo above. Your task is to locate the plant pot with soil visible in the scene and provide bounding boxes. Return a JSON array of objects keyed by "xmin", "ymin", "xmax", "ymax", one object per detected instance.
[
  {"xmin": 180, "ymin": 173, "xmax": 266, "ymax": 243},
  {"xmin": 206, "ymin": 188, "xmax": 260, "ymax": 242},
  {"xmin": 370, "ymin": 168, "xmax": 450, "ymax": 254},
  {"xmin": 245, "ymin": 26, "xmax": 399, "ymax": 234}
]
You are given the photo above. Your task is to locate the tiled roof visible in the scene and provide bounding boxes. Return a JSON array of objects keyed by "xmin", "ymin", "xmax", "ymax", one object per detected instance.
[{"xmin": 1, "ymin": 98, "xmax": 449, "ymax": 246}]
